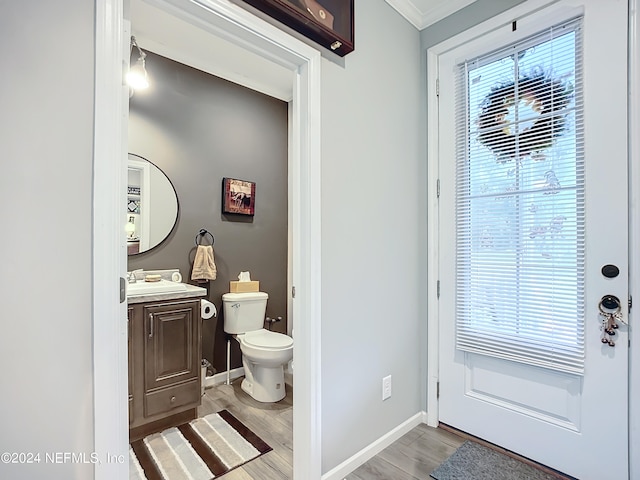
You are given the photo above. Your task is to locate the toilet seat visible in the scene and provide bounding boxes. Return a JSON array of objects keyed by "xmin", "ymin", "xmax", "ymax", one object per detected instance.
[{"xmin": 241, "ymin": 329, "xmax": 293, "ymax": 350}]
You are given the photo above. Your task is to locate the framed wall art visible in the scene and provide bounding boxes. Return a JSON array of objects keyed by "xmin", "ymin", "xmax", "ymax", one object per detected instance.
[
  {"xmin": 239, "ymin": 0, "xmax": 354, "ymax": 56},
  {"xmin": 222, "ymin": 177, "xmax": 256, "ymax": 215}
]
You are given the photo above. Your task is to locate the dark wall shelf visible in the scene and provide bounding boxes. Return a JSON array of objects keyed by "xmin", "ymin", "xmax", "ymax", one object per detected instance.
[{"xmin": 241, "ymin": 0, "xmax": 354, "ymax": 56}]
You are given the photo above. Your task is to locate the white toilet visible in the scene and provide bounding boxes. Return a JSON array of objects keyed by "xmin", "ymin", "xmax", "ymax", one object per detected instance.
[{"xmin": 222, "ymin": 291, "xmax": 293, "ymax": 403}]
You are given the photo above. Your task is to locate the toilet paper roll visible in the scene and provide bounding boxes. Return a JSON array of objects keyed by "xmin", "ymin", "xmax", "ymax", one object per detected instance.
[{"xmin": 200, "ymin": 299, "xmax": 217, "ymax": 319}]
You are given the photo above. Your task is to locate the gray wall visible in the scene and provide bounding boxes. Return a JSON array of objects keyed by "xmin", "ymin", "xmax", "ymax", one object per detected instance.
[
  {"xmin": 320, "ymin": 1, "xmax": 423, "ymax": 472},
  {"xmin": 319, "ymin": 0, "xmax": 527, "ymax": 473},
  {"xmin": 128, "ymin": 51, "xmax": 288, "ymax": 374},
  {"xmin": 0, "ymin": 2, "xmax": 95, "ymax": 479}
]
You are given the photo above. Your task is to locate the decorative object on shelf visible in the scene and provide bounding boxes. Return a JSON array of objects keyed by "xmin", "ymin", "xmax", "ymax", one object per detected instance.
[
  {"xmin": 128, "ymin": 186, "xmax": 141, "ymax": 195},
  {"xmin": 476, "ymin": 72, "xmax": 573, "ymax": 163},
  {"xmin": 127, "ymin": 199, "xmax": 140, "ymax": 214},
  {"xmin": 222, "ymin": 177, "xmax": 256, "ymax": 216},
  {"xmin": 239, "ymin": 0, "xmax": 354, "ymax": 56},
  {"xmin": 301, "ymin": 0, "xmax": 334, "ymax": 28}
]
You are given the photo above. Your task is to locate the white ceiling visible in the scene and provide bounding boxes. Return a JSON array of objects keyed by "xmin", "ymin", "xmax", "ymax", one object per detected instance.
[{"xmin": 385, "ymin": 0, "xmax": 477, "ymax": 30}]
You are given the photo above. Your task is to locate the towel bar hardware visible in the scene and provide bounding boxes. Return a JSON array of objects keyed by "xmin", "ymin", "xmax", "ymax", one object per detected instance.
[{"xmin": 195, "ymin": 228, "xmax": 214, "ymax": 246}]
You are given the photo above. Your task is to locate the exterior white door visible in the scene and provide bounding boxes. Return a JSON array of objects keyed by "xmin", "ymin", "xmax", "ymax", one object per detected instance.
[{"xmin": 436, "ymin": 1, "xmax": 629, "ymax": 479}]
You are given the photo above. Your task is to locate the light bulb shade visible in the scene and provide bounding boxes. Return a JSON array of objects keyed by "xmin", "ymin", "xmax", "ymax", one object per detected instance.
[{"xmin": 127, "ymin": 57, "xmax": 149, "ymax": 90}]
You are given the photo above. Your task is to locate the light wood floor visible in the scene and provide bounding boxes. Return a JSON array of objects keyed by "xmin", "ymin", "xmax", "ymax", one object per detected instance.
[
  {"xmin": 198, "ymin": 377, "xmax": 465, "ymax": 480},
  {"xmin": 199, "ymin": 378, "xmax": 575, "ymax": 480},
  {"xmin": 344, "ymin": 424, "xmax": 464, "ymax": 480}
]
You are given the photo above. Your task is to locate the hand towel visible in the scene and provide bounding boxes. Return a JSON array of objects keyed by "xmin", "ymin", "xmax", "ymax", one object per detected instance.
[{"xmin": 191, "ymin": 245, "xmax": 217, "ymax": 281}]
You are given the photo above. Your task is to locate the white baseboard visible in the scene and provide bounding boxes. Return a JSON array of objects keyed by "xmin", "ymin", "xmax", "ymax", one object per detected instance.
[
  {"xmin": 204, "ymin": 367, "xmax": 245, "ymax": 388},
  {"xmin": 321, "ymin": 411, "xmax": 428, "ymax": 480}
]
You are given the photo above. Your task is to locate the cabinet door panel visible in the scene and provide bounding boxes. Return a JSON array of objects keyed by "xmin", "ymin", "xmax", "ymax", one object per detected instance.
[{"xmin": 143, "ymin": 301, "xmax": 200, "ymax": 392}]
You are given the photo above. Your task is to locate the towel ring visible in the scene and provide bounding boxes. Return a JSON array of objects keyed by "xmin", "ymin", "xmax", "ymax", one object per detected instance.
[{"xmin": 195, "ymin": 229, "xmax": 214, "ymax": 246}]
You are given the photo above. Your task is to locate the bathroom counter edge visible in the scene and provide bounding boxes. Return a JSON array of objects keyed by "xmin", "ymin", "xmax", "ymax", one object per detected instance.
[{"xmin": 127, "ymin": 284, "xmax": 208, "ymax": 304}]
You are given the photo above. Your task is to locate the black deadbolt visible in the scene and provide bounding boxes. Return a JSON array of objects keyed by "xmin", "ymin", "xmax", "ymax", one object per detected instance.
[
  {"xmin": 601, "ymin": 264, "xmax": 620, "ymax": 278},
  {"xmin": 601, "ymin": 295, "xmax": 620, "ymax": 310}
]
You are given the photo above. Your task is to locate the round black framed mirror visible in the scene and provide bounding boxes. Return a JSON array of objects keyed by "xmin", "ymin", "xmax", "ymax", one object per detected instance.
[{"xmin": 126, "ymin": 153, "xmax": 179, "ymax": 255}]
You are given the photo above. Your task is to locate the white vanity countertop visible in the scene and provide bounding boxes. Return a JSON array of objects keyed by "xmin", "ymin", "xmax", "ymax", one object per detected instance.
[{"xmin": 127, "ymin": 283, "xmax": 207, "ymax": 304}]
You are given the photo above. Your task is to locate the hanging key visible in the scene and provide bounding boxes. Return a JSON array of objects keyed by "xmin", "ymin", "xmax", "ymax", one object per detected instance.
[
  {"xmin": 598, "ymin": 297, "xmax": 622, "ymax": 347},
  {"xmin": 600, "ymin": 313, "xmax": 610, "ymax": 344}
]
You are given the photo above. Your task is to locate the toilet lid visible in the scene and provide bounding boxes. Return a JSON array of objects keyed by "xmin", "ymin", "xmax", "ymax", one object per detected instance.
[{"xmin": 242, "ymin": 329, "xmax": 293, "ymax": 349}]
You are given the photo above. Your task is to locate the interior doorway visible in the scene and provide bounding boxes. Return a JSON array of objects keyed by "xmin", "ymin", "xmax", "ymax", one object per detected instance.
[{"xmin": 93, "ymin": 1, "xmax": 322, "ymax": 478}]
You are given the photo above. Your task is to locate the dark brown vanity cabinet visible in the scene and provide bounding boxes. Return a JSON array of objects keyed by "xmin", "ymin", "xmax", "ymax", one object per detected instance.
[
  {"xmin": 128, "ymin": 298, "xmax": 202, "ymax": 440},
  {"xmin": 127, "ymin": 306, "xmax": 135, "ymax": 425}
]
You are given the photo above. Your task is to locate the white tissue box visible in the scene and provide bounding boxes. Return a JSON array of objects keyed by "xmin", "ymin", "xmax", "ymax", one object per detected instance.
[{"xmin": 230, "ymin": 281, "xmax": 260, "ymax": 293}]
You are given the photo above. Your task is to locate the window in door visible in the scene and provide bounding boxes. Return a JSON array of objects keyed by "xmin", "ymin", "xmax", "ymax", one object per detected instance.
[{"xmin": 455, "ymin": 17, "xmax": 585, "ymax": 374}]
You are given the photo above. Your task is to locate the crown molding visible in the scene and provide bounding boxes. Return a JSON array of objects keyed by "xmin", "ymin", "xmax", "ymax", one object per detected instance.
[
  {"xmin": 385, "ymin": 0, "xmax": 477, "ymax": 30},
  {"xmin": 384, "ymin": 0, "xmax": 424, "ymax": 29}
]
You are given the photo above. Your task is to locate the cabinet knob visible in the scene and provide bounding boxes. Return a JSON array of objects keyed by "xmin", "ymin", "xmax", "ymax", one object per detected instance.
[{"xmin": 170, "ymin": 396, "xmax": 176, "ymax": 403}]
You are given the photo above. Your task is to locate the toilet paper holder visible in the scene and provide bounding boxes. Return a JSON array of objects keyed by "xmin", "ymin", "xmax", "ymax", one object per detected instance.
[{"xmin": 200, "ymin": 299, "xmax": 217, "ymax": 319}]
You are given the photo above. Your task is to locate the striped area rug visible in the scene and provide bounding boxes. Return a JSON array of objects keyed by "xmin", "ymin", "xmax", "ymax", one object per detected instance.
[{"xmin": 129, "ymin": 410, "xmax": 272, "ymax": 479}]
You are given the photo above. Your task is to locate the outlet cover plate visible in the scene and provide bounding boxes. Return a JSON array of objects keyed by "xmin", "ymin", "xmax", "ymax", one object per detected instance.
[{"xmin": 382, "ymin": 375, "xmax": 392, "ymax": 400}]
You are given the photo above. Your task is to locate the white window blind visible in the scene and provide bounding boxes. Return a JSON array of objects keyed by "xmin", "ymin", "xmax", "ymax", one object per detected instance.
[{"xmin": 455, "ymin": 17, "xmax": 585, "ymax": 374}]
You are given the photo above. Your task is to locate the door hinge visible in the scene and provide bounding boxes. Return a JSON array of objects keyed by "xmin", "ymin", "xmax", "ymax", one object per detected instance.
[
  {"xmin": 119, "ymin": 277, "xmax": 126, "ymax": 303},
  {"xmin": 437, "ymin": 280, "xmax": 441, "ymax": 299},
  {"xmin": 437, "ymin": 381, "xmax": 440, "ymax": 399},
  {"xmin": 629, "ymin": 295, "xmax": 633, "ymax": 312},
  {"xmin": 436, "ymin": 179, "xmax": 441, "ymax": 198},
  {"xmin": 292, "ymin": 286, "xmax": 296, "ymax": 298},
  {"xmin": 436, "ymin": 78, "xmax": 440, "ymax": 97}
]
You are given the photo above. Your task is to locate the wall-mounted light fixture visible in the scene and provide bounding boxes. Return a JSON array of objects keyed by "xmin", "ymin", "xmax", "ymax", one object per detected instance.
[{"xmin": 127, "ymin": 36, "xmax": 149, "ymax": 92}]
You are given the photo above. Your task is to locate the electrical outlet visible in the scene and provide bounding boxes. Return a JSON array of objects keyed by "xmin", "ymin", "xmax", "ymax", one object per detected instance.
[{"xmin": 382, "ymin": 375, "xmax": 392, "ymax": 400}]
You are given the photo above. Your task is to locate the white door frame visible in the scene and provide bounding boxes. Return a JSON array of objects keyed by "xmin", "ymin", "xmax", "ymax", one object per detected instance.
[
  {"xmin": 93, "ymin": 1, "xmax": 322, "ymax": 478},
  {"xmin": 426, "ymin": 0, "xmax": 637, "ymax": 476},
  {"xmin": 629, "ymin": 1, "xmax": 640, "ymax": 478}
]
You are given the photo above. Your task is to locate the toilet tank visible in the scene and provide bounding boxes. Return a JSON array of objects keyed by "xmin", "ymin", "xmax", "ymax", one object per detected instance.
[{"xmin": 222, "ymin": 292, "xmax": 269, "ymax": 334}]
